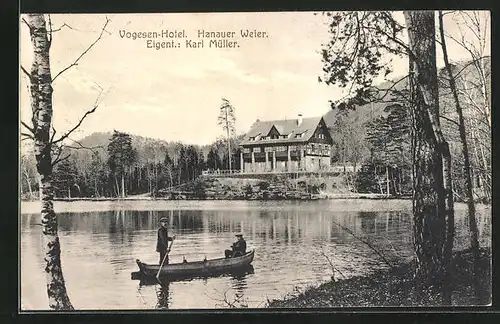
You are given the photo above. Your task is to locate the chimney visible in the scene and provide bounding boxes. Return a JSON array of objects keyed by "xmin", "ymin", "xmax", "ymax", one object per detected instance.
[{"xmin": 297, "ymin": 113, "xmax": 303, "ymax": 126}]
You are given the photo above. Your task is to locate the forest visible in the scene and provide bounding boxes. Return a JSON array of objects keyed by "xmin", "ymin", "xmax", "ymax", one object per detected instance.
[
  {"xmin": 20, "ymin": 53, "xmax": 490, "ymax": 204},
  {"xmin": 325, "ymin": 55, "xmax": 491, "ymax": 203},
  {"xmin": 20, "ymin": 131, "xmax": 246, "ymax": 199}
]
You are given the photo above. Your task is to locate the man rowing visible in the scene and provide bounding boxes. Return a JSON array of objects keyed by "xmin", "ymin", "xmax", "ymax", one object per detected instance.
[
  {"xmin": 225, "ymin": 233, "xmax": 247, "ymax": 258},
  {"xmin": 156, "ymin": 217, "xmax": 175, "ymax": 264}
]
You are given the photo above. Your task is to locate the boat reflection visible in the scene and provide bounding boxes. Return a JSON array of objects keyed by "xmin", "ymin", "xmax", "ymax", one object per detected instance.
[{"xmin": 132, "ymin": 265, "xmax": 255, "ymax": 286}]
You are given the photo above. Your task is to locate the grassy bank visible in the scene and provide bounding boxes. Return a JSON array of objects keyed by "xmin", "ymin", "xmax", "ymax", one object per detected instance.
[{"xmin": 267, "ymin": 248, "xmax": 491, "ymax": 307}]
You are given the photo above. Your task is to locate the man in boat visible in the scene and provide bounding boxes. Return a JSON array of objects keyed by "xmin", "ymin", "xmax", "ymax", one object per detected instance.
[
  {"xmin": 225, "ymin": 233, "xmax": 246, "ymax": 258},
  {"xmin": 156, "ymin": 217, "xmax": 174, "ymax": 264}
]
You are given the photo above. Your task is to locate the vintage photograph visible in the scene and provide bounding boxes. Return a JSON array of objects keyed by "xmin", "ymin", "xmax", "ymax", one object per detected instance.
[{"xmin": 19, "ymin": 11, "xmax": 491, "ymax": 310}]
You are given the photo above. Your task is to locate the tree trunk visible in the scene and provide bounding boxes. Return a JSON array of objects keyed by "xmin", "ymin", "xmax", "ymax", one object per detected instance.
[
  {"xmin": 121, "ymin": 173, "xmax": 125, "ymax": 198},
  {"xmin": 438, "ymin": 11, "xmax": 484, "ymax": 304},
  {"xmin": 94, "ymin": 178, "xmax": 99, "ymax": 197},
  {"xmin": 114, "ymin": 177, "xmax": 120, "ymax": 197},
  {"xmin": 404, "ymin": 11, "xmax": 454, "ymax": 305},
  {"xmin": 169, "ymin": 169, "xmax": 173, "ymax": 189},
  {"xmin": 23, "ymin": 167, "xmax": 34, "ymax": 199},
  {"xmin": 225, "ymin": 108, "xmax": 232, "ymax": 172},
  {"xmin": 26, "ymin": 14, "xmax": 73, "ymax": 310},
  {"xmin": 386, "ymin": 166, "xmax": 390, "ymax": 195}
]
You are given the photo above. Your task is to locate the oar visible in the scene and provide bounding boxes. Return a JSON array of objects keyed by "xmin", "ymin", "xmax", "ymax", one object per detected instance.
[{"xmin": 156, "ymin": 238, "xmax": 175, "ymax": 281}]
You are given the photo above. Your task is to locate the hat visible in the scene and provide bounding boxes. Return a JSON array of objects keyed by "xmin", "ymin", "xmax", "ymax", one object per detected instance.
[
  {"xmin": 159, "ymin": 217, "xmax": 168, "ymax": 222},
  {"xmin": 235, "ymin": 233, "xmax": 243, "ymax": 237}
]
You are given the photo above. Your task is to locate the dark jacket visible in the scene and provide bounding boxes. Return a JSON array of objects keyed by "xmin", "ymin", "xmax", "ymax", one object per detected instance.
[
  {"xmin": 232, "ymin": 238, "xmax": 247, "ymax": 254},
  {"xmin": 156, "ymin": 227, "xmax": 173, "ymax": 252}
]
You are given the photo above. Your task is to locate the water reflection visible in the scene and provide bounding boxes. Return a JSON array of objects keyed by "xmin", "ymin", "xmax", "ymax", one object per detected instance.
[
  {"xmin": 155, "ymin": 282, "xmax": 170, "ymax": 310},
  {"xmin": 20, "ymin": 201, "xmax": 491, "ymax": 309}
]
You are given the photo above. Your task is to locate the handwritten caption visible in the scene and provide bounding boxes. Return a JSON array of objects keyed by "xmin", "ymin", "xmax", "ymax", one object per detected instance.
[{"xmin": 118, "ymin": 29, "xmax": 269, "ymax": 50}]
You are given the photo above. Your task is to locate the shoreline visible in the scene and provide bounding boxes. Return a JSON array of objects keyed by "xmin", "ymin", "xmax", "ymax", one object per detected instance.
[
  {"xmin": 266, "ymin": 248, "xmax": 492, "ymax": 307},
  {"xmin": 21, "ymin": 193, "xmax": 410, "ymax": 203}
]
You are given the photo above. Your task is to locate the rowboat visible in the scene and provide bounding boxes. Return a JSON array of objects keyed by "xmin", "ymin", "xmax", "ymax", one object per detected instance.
[{"xmin": 135, "ymin": 250, "xmax": 255, "ymax": 279}]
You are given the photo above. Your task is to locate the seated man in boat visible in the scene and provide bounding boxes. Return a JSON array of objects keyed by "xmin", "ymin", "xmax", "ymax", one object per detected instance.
[
  {"xmin": 225, "ymin": 233, "xmax": 247, "ymax": 258},
  {"xmin": 156, "ymin": 217, "xmax": 174, "ymax": 264}
]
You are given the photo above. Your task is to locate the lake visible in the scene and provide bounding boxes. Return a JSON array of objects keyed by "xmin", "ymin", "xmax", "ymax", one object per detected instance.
[{"xmin": 20, "ymin": 199, "xmax": 491, "ymax": 310}]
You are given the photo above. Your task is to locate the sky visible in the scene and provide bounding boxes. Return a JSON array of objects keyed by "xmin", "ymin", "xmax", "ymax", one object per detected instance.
[{"xmin": 19, "ymin": 11, "xmax": 491, "ymax": 146}]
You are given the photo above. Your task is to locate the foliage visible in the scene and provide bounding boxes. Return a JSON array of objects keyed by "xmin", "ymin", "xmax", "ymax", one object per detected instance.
[
  {"xmin": 52, "ymin": 158, "xmax": 79, "ymax": 198},
  {"xmin": 355, "ymin": 165, "xmax": 379, "ymax": 193},
  {"xmin": 328, "ymin": 110, "xmax": 370, "ymax": 167},
  {"xmin": 107, "ymin": 130, "xmax": 137, "ymax": 196},
  {"xmin": 206, "ymin": 147, "xmax": 221, "ymax": 170},
  {"xmin": 257, "ymin": 181, "xmax": 270, "ymax": 191},
  {"xmin": 20, "ymin": 131, "xmax": 223, "ymax": 198},
  {"xmin": 319, "ymin": 11, "xmax": 407, "ymax": 108}
]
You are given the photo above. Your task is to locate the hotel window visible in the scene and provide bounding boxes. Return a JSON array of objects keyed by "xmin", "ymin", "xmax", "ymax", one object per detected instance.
[
  {"xmin": 249, "ymin": 137, "xmax": 255, "ymax": 141},
  {"xmin": 275, "ymin": 146, "xmax": 286, "ymax": 152},
  {"xmin": 264, "ymin": 147, "xmax": 273, "ymax": 152},
  {"xmin": 253, "ymin": 147, "xmax": 261, "ymax": 153},
  {"xmin": 243, "ymin": 148, "xmax": 251, "ymax": 153},
  {"xmin": 289, "ymin": 145, "xmax": 297, "ymax": 151}
]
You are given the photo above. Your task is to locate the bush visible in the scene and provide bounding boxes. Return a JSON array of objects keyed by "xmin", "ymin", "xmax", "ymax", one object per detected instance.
[
  {"xmin": 258, "ymin": 181, "xmax": 270, "ymax": 191},
  {"xmin": 354, "ymin": 164, "xmax": 379, "ymax": 193},
  {"xmin": 192, "ymin": 178, "xmax": 207, "ymax": 198}
]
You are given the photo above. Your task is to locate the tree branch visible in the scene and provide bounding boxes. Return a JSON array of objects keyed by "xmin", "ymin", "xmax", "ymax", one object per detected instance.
[
  {"xmin": 52, "ymin": 92, "xmax": 102, "ymax": 144},
  {"xmin": 21, "ymin": 17, "xmax": 32, "ymax": 30},
  {"xmin": 21, "ymin": 65, "xmax": 32, "ymax": 82},
  {"xmin": 66, "ymin": 137, "xmax": 105, "ymax": 153},
  {"xmin": 373, "ymin": 74, "xmax": 409, "ymax": 102},
  {"xmin": 52, "ymin": 16, "xmax": 110, "ymax": 83},
  {"xmin": 49, "ymin": 126, "xmax": 57, "ymax": 143},
  {"xmin": 330, "ymin": 218, "xmax": 395, "ymax": 268},
  {"xmin": 51, "ymin": 144, "xmax": 64, "ymax": 166},
  {"xmin": 52, "ymin": 153, "xmax": 71, "ymax": 167},
  {"xmin": 21, "ymin": 121, "xmax": 35, "ymax": 134},
  {"xmin": 439, "ymin": 115, "xmax": 460, "ymax": 128},
  {"xmin": 51, "ymin": 22, "xmax": 76, "ymax": 33},
  {"xmin": 21, "ymin": 132, "xmax": 34, "ymax": 140}
]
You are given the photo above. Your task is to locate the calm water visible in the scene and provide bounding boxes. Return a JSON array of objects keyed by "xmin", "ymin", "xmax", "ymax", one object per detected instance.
[{"xmin": 20, "ymin": 200, "xmax": 491, "ymax": 309}]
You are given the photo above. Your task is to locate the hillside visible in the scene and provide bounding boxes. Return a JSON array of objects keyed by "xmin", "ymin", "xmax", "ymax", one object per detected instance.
[{"xmin": 322, "ymin": 56, "xmax": 491, "ymax": 130}]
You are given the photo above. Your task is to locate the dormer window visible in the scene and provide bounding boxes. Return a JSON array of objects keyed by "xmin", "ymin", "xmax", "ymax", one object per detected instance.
[{"xmin": 249, "ymin": 137, "xmax": 255, "ymax": 141}]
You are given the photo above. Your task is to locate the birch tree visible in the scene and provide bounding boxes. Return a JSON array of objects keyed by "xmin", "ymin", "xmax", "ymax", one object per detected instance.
[{"xmin": 20, "ymin": 14, "xmax": 109, "ymax": 309}]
